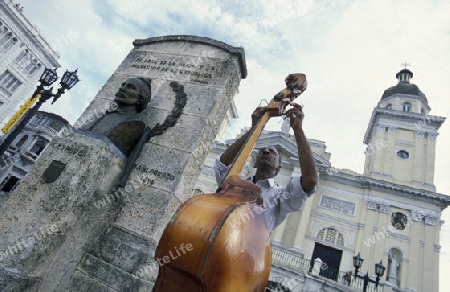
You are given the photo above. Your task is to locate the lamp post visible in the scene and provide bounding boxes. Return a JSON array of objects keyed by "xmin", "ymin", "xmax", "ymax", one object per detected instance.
[
  {"xmin": 0, "ymin": 68, "xmax": 79, "ymax": 156},
  {"xmin": 375, "ymin": 260, "xmax": 386, "ymax": 288},
  {"xmin": 353, "ymin": 252, "xmax": 364, "ymax": 280},
  {"xmin": 352, "ymin": 253, "xmax": 386, "ymax": 291}
]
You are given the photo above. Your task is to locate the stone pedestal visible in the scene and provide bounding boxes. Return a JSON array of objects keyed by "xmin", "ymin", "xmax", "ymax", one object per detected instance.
[
  {"xmin": 0, "ymin": 35, "xmax": 246, "ymax": 291},
  {"xmin": 387, "ymin": 273, "xmax": 398, "ymax": 287},
  {"xmin": 0, "ymin": 132, "xmax": 125, "ymax": 291}
]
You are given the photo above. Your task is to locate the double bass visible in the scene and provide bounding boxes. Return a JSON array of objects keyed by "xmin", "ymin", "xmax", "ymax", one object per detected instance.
[{"xmin": 153, "ymin": 73, "xmax": 307, "ymax": 291}]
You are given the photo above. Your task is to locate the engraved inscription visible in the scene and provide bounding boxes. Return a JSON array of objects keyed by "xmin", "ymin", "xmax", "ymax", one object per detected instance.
[
  {"xmin": 134, "ymin": 163, "xmax": 175, "ymax": 181},
  {"xmin": 130, "ymin": 51, "xmax": 222, "ymax": 85},
  {"xmin": 320, "ymin": 195, "xmax": 355, "ymax": 215},
  {"xmin": 52, "ymin": 142, "xmax": 88, "ymax": 157}
]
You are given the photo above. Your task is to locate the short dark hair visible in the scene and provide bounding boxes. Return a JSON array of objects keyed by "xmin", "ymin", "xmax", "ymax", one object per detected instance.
[
  {"xmin": 258, "ymin": 146, "xmax": 282, "ymax": 165},
  {"xmin": 136, "ymin": 77, "xmax": 152, "ymax": 113}
]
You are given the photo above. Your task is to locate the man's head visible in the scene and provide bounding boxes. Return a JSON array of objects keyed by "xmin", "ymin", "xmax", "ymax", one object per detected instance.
[
  {"xmin": 253, "ymin": 146, "xmax": 282, "ymax": 178},
  {"xmin": 114, "ymin": 77, "xmax": 152, "ymax": 113}
]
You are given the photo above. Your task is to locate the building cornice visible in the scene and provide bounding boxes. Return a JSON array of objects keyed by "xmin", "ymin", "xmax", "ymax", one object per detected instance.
[
  {"xmin": 323, "ymin": 170, "xmax": 450, "ymax": 210},
  {"xmin": 363, "ymin": 107, "xmax": 446, "ymax": 144},
  {"xmin": 0, "ymin": 1, "xmax": 60, "ymax": 66}
]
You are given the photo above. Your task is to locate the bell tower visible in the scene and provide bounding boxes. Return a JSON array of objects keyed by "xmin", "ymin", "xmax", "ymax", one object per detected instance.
[{"xmin": 363, "ymin": 67, "xmax": 445, "ymax": 191}]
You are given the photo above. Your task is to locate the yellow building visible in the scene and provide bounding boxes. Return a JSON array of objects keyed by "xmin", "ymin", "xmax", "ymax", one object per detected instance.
[{"xmin": 194, "ymin": 69, "xmax": 449, "ymax": 292}]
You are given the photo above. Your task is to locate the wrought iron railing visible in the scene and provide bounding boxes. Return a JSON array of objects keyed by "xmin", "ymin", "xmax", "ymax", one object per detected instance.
[
  {"xmin": 271, "ymin": 245, "xmax": 310, "ymax": 272},
  {"xmin": 271, "ymin": 244, "xmax": 384, "ymax": 291}
]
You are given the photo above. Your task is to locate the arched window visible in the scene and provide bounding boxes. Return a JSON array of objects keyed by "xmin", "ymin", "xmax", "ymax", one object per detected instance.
[
  {"xmin": 30, "ymin": 141, "xmax": 46, "ymax": 156},
  {"xmin": 316, "ymin": 227, "xmax": 344, "ymax": 246},
  {"xmin": 402, "ymin": 102, "xmax": 411, "ymax": 112},
  {"xmin": 386, "ymin": 248, "xmax": 403, "ymax": 288},
  {"xmin": 16, "ymin": 135, "xmax": 28, "ymax": 148}
]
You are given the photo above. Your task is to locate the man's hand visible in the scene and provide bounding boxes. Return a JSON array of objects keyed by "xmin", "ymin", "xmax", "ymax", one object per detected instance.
[
  {"xmin": 285, "ymin": 103, "xmax": 304, "ymax": 130},
  {"xmin": 251, "ymin": 107, "xmax": 266, "ymax": 127}
]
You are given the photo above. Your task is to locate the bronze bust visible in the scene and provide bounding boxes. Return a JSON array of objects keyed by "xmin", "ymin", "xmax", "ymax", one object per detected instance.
[{"xmin": 82, "ymin": 77, "xmax": 151, "ymax": 156}]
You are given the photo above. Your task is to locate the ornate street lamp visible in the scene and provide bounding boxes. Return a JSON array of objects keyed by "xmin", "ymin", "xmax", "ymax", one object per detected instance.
[
  {"xmin": 352, "ymin": 254, "xmax": 385, "ymax": 291},
  {"xmin": 0, "ymin": 68, "xmax": 79, "ymax": 156},
  {"xmin": 375, "ymin": 260, "xmax": 386, "ymax": 287},
  {"xmin": 39, "ymin": 67, "xmax": 58, "ymax": 87},
  {"xmin": 50, "ymin": 69, "xmax": 79, "ymax": 104},
  {"xmin": 353, "ymin": 252, "xmax": 364, "ymax": 279}
]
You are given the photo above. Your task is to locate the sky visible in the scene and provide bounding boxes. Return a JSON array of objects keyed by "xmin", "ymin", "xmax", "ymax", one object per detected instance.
[{"xmin": 9, "ymin": 0, "xmax": 450, "ymax": 290}]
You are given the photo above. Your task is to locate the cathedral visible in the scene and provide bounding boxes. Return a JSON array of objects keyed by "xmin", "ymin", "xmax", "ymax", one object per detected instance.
[{"xmin": 195, "ymin": 68, "xmax": 449, "ymax": 292}]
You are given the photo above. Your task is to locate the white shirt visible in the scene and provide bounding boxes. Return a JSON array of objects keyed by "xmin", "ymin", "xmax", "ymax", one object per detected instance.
[{"xmin": 214, "ymin": 156, "xmax": 315, "ymax": 232}]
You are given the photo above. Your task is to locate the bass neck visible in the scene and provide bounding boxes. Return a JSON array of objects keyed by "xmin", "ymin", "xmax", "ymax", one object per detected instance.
[{"xmin": 218, "ymin": 73, "xmax": 307, "ymax": 190}]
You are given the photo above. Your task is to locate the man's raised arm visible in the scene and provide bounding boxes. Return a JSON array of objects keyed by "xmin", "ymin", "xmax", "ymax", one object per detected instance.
[{"xmin": 285, "ymin": 104, "xmax": 318, "ymax": 192}]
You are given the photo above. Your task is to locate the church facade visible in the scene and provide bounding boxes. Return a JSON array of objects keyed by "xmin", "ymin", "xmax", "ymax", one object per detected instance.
[{"xmin": 194, "ymin": 69, "xmax": 450, "ymax": 292}]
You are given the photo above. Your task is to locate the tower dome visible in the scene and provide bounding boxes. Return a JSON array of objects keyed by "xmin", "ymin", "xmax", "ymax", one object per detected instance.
[{"xmin": 381, "ymin": 69, "xmax": 428, "ymax": 106}]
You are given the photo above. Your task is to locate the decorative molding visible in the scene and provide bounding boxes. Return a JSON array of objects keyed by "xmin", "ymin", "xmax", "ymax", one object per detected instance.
[
  {"xmin": 434, "ymin": 244, "xmax": 441, "ymax": 252},
  {"xmin": 386, "ymin": 230, "xmax": 411, "ymax": 243},
  {"xmin": 415, "ymin": 131, "xmax": 426, "ymax": 138},
  {"xmin": 319, "ymin": 195, "xmax": 356, "ymax": 216},
  {"xmin": 367, "ymin": 199, "xmax": 390, "ymax": 213},
  {"xmin": 410, "ymin": 209, "xmax": 439, "ymax": 226},
  {"xmin": 424, "ymin": 215, "xmax": 438, "ymax": 226},
  {"xmin": 368, "ymin": 200, "xmax": 378, "ymax": 210},
  {"xmin": 388, "ymin": 126, "xmax": 397, "ymax": 133},
  {"xmin": 410, "ymin": 209, "xmax": 423, "ymax": 222},
  {"xmin": 380, "ymin": 203, "xmax": 390, "ymax": 214},
  {"xmin": 419, "ymin": 240, "xmax": 425, "ymax": 247},
  {"xmin": 428, "ymin": 133, "xmax": 438, "ymax": 140}
]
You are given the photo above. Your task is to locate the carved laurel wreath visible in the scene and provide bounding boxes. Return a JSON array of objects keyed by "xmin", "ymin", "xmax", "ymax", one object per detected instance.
[{"xmin": 147, "ymin": 81, "xmax": 187, "ymax": 140}]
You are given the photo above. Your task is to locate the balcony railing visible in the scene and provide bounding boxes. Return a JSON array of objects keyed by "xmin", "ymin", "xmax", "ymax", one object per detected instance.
[
  {"xmin": 271, "ymin": 245, "xmax": 310, "ymax": 272},
  {"xmin": 271, "ymin": 244, "xmax": 384, "ymax": 291}
]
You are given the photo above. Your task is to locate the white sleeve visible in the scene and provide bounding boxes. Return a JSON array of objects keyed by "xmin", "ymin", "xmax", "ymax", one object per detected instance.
[
  {"xmin": 213, "ymin": 154, "xmax": 230, "ymax": 185},
  {"xmin": 279, "ymin": 176, "xmax": 315, "ymax": 213}
]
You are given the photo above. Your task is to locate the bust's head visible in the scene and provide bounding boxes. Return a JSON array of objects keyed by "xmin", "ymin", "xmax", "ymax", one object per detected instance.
[{"xmin": 114, "ymin": 77, "xmax": 152, "ymax": 113}]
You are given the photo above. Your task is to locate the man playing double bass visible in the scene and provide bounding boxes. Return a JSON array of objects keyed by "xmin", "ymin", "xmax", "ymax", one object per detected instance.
[{"xmin": 214, "ymin": 103, "xmax": 318, "ymax": 232}]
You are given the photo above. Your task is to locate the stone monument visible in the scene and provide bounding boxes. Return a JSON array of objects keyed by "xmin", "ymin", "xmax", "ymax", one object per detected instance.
[{"xmin": 0, "ymin": 35, "xmax": 246, "ymax": 291}]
